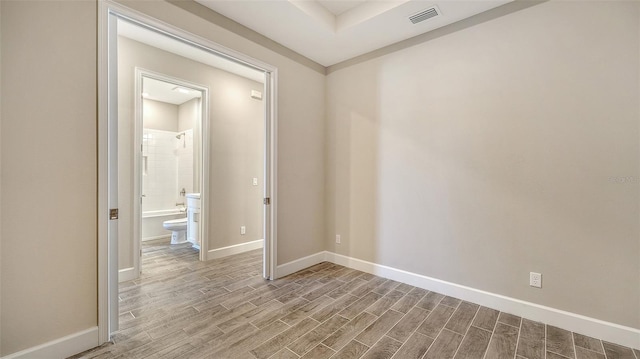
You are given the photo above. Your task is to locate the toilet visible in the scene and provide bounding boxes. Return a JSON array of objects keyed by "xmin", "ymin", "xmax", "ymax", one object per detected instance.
[{"xmin": 162, "ymin": 217, "xmax": 188, "ymax": 244}]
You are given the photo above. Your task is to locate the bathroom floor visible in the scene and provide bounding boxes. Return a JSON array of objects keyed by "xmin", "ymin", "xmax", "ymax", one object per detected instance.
[{"xmin": 70, "ymin": 240, "xmax": 639, "ymax": 359}]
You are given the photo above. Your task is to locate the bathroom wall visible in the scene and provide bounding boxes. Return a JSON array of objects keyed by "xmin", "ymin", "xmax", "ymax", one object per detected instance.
[
  {"xmin": 178, "ymin": 98, "xmax": 198, "ymax": 193},
  {"xmin": 143, "ymin": 98, "xmax": 178, "ymax": 132},
  {"xmin": 325, "ymin": 1, "xmax": 640, "ymax": 329},
  {"xmin": 118, "ymin": 36, "xmax": 265, "ymax": 270},
  {"xmin": 179, "ymin": 98, "xmax": 198, "ymax": 132}
]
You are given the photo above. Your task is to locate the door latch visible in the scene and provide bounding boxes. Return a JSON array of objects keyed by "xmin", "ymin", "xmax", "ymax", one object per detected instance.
[{"xmin": 109, "ymin": 208, "xmax": 119, "ymax": 220}]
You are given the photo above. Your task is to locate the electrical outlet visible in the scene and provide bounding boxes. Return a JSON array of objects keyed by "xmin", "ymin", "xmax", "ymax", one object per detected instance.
[
  {"xmin": 240, "ymin": 226, "xmax": 246, "ymax": 235},
  {"xmin": 530, "ymin": 272, "xmax": 542, "ymax": 288},
  {"xmin": 252, "ymin": 178, "xmax": 258, "ymax": 186},
  {"xmin": 335, "ymin": 235, "xmax": 341, "ymax": 244}
]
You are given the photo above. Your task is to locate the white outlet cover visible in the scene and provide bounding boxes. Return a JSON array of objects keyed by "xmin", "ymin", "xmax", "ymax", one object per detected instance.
[
  {"xmin": 530, "ymin": 272, "xmax": 542, "ymax": 288},
  {"xmin": 335, "ymin": 234, "xmax": 341, "ymax": 244}
]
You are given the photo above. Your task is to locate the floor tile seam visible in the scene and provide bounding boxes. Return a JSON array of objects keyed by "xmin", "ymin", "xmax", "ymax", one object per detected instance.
[
  {"xmin": 353, "ymin": 332, "xmax": 393, "ymax": 359},
  {"xmin": 387, "ymin": 305, "xmax": 431, "ymax": 343},
  {"xmin": 513, "ymin": 314, "xmax": 525, "ymax": 359},
  {"xmin": 268, "ymin": 347, "xmax": 300, "ymax": 359},
  {"xmin": 451, "ymin": 303, "xmax": 481, "ymax": 336},
  {"xmin": 327, "ymin": 312, "xmax": 382, "ymax": 354},
  {"xmin": 546, "ymin": 322, "xmax": 548, "ymax": 359},
  {"xmin": 497, "ymin": 315, "xmax": 522, "ymax": 329},
  {"xmin": 569, "ymin": 326, "xmax": 578, "ymax": 359},
  {"xmin": 437, "ymin": 299, "xmax": 466, "ymax": 339},
  {"xmin": 573, "ymin": 345, "xmax": 604, "ymax": 357},
  {"xmin": 443, "ymin": 327, "xmax": 467, "ymax": 359},
  {"xmin": 441, "ymin": 295, "xmax": 463, "ymax": 310},
  {"xmin": 598, "ymin": 338, "xmax": 608, "ymax": 359},
  {"xmin": 285, "ymin": 315, "xmax": 352, "ymax": 357},
  {"xmin": 481, "ymin": 308, "xmax": 501, "ymax": 359},
  {"xmin": 423, "ymin": 325, "xmax": 456, "ymax": 358},
  {"xmin": 546, "ymin": 350, "xmax": 573, "ymax": 359}
]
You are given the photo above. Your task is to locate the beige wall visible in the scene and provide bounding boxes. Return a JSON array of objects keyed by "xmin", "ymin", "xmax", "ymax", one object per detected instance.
[
  {"xmin": 118, "ymin": 36, "xmax": 266, "ymax": 269},
  {"xmin": 178, "ymin": 98, "xmax": 198, "ymax": 132},
  {"xmin": 116, "ymin": 0, "xmax": 326, "ymax": 265},
  {"xmin": 326, "ymin": 1, "xmax": 640, "ymax": 329},
  {"xmin": 0, "ymin": 1, "xmax": 97, "ymax": 355},
  {"xmin": 143, "ymin": 99, "xmax": 178, "ymax": 131},
  {"xmin": 0, "ymin": 2, "xmax": 3, "ymax": 355}
]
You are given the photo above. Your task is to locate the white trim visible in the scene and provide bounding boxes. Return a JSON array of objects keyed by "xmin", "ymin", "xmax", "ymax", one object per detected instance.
[
  {"xmin": 99, "ymin": 0, "xmax": 279, "ymax": 342},
  {"xmin": 276, "ymin": 251, "xmax": 327, "ymax": 278},
  {"xmin": 322, "ymin": 251, "xmax": 640, "ymax": 350},
  {"xmin": 97, "ymin": 0, "xmax": 109, "ymax": 344},
  {"xmin": 1, "ymin": 327, "xmax": 99, "ymax": 359},
  {"xmin": 118, "ymin": 267, "xmax": 137, "ymax": 282},
  {"xmin": 133, "ymin": 68, "xmax": 211, "ymax": 275},
  {"xmin": 276, "ymin": 250, "xmax": 640, "ymax": 349},
  {"xmin": 206, "ymin": 239, "xmax": 264, "ymax": 260}
]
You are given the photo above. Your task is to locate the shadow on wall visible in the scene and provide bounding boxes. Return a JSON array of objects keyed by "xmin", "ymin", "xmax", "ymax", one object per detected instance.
[{"xmin": 327, "ymin": 64, "xmax": 381, "ymax": 263}]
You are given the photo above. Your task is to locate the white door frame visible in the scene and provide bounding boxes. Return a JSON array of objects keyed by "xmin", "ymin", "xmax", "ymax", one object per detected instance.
[
  {"xmin": 98, "ymin": 0, "xmax": 278, "ymax": 343},
  {"xmin": 133, "ymin": 68, "xmax": 211, "ymax": 278}
]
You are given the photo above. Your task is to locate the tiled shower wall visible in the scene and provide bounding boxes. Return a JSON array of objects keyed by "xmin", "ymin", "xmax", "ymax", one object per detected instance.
[
  {"xmin": 142, "ymin": 128, "xmax": 194, "ymax": 212},
  {"xmin": 177, "ymin": 129, "xmax": 194, "ymax": 197}
]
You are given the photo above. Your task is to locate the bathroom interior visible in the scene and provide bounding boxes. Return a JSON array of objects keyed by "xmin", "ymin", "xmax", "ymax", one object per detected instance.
[
  {"xmin": 140, "ymin": 76, "xmax": 202, "ymax": 249},
  {"xmin": 116, "ymin": 18, "xmax": 267, "ymax": 285}
]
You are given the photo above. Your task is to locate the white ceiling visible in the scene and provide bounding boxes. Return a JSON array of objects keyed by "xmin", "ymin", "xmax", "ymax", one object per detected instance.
[
  {"xmin": 118, "ymin": 19, "xmax": 266, "ymax": 83},
  {"xmin": 317, "ymin": 0, "xmax": 365, "ymax": 15},
  {"xmin": 195, "ymin": 0, "xmax": 512, "ymax": 67},
  {"xmin": 143, "ymin": 77, "xmax": 202, "ymax": 105}
]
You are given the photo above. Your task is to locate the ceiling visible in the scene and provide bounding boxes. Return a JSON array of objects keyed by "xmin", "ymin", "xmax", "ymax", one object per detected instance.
[
  {"xmin": 195, "ymin": 0, "xmax": 512, "ymax": 67},
  {"xmin": 143, "ymin": 77, "xmax": 202, "ymax": 105},
  {"xmin": 118, "ymin": 19, "xmax": 266, "ymax": 83}
]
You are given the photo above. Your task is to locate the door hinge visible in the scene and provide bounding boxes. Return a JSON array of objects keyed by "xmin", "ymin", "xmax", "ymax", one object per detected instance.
[
  {"xmin": 263, "ymin": 197, "xmax": 271, "ymax": 205},
  {"xmin": 140, "ymin": 249, "xmax": 142, "ymax": 257},
  {"xmin": 109, "ymin": 208, "xmax": 118, "ymax": 220}
]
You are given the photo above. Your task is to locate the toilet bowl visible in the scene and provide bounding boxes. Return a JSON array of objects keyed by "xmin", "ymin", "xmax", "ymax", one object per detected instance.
[{"xmin": 162, "ymin": 217, "xmax": 188, "ymax": 244}]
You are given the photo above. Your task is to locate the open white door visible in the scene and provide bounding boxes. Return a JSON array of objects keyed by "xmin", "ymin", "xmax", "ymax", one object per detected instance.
[
  {"xmin": 98, "ymin": 2, "xmax": 120, "ymax": 342},
  {"xmin": 107, "ymin": 10, "xmax": 120, "ymax": 335}
]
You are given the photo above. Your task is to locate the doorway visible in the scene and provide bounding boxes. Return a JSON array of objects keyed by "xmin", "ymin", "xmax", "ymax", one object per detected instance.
[
  {"xmin": 98, "ymin": 1, "xmax": 278, "ymax": 343},
  {"xmin": 131, "ymin": 71, "xmax": 209, "ymax": 280}
]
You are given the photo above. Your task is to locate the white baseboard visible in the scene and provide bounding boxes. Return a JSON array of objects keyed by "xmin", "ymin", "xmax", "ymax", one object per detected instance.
[
  {"xmin": 276, "ymin": 251, "xmax": 327, "ymax": 278},
  {"xmin": 118, "ymin": 267, "xmax": 137, "ymax": 283},
  {"xmin": 276, "ymin": 250, "xmax": 640, "ymax": 350},
  {"xmin": 206, "ymin": 239, "xmax": 263, "ymax": 260},
  {"xmin": 1, "ymin": 327, "xmax": 99, "ymax": 359}
]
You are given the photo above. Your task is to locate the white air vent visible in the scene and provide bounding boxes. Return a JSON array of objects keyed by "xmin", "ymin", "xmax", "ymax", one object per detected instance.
[{"xmin": 409, "ymin": 6, "xmax": 440, "ymax": 24}]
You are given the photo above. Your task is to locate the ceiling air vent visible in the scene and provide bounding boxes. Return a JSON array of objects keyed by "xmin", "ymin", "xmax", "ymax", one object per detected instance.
[{"xmin": 409, "ymin": 6, "xmax": 440, "ymax": 24}]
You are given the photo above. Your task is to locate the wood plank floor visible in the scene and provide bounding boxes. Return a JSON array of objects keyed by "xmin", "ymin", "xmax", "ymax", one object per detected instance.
[{"xmin": 71, "ymin": 240, "xmax": 639, "ymax": 359}]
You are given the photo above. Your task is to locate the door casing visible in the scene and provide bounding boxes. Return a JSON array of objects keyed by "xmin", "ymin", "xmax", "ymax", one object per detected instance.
[{"xmin": 98, "ymin": 0, "xmax": 278, "ymax": 343}]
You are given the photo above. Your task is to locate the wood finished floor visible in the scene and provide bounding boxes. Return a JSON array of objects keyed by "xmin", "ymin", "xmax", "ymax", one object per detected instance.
[{"xmin": 71, "ymin": 240, "xmax": 640, "ymax": 359}]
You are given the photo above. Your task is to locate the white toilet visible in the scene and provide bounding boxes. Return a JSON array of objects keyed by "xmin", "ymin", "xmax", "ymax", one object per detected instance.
[{"xmin": 162, "ymin": 217, "xmax": 188, "ymax": 244}]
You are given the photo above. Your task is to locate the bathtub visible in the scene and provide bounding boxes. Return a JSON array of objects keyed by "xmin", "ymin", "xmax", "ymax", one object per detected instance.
[{"xmin": 142, "ymin": 209, "xmax": 187, "ymax": 241}]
